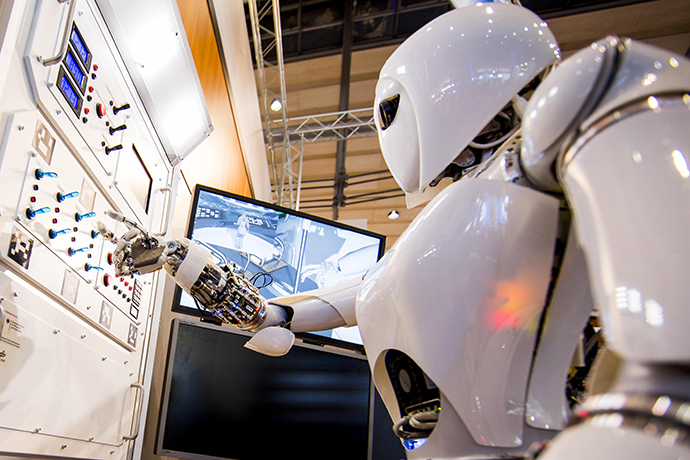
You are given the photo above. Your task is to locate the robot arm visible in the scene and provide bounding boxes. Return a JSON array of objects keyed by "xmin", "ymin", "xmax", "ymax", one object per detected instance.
[
  {"xmin": 100, "ymin": 211, "xmax": 360, "ymax": 355},
  {"xmin": 100, "ymin": 211, "xmax": 287, "ymax": 332}
]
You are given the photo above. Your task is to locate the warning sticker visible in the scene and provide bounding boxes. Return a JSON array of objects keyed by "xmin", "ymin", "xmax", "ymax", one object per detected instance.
[{"xmin": 0, "ymin": 311, "xmax": 24, "ymax": 366}]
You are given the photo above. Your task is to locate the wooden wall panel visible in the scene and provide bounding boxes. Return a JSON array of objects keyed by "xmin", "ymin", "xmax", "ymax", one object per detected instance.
[{"xmin": 176, "ymin": 0, "xmax": 251, "ymax": 197}]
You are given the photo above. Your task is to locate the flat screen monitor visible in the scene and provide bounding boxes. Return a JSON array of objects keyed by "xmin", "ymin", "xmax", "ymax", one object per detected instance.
[
  {"xmin": 173, "ymin": 185, "xmax": 386, "ymax": 349},
  {"xmin": 156, "ymin": 319, "xmax": 374, "ymax": 460}
]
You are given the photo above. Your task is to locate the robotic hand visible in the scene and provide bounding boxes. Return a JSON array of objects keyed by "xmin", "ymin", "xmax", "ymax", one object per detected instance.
[{"xmin": 99, "ymin": 211, "xmax": 288, "ymax": 336}]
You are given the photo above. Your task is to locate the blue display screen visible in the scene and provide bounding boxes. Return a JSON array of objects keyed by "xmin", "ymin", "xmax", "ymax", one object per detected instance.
[
  {"xmin": 70, "ymin": 28, "xmax": 89, "ymax": 67},
  {"xmin": 65, "ymin": 51, "xmax": 85, "ymax": 87},
  {"xmin": 59, "ymin": 74, "xmax": 80, "ymax": 110}
]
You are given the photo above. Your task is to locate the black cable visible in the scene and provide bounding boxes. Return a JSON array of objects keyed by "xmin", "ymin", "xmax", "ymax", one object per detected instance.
[{"xmin": 250, "ymin": 271, "xmax": 274, "ymax": 289}]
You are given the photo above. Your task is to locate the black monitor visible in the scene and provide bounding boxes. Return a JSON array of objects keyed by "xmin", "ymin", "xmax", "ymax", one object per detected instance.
[
  {"xmin": 173, "ymin": 185, "xmax": 386, "ymax": 349},
  {"xmin": 156, "ymin": 319, "xmax": 375, "ymax": 460}
]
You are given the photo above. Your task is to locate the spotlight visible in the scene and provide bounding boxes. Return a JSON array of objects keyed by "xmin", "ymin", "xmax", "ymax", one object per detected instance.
[
  {"xmin": 388, "ymin": 210, "xmax": 400, "ymax": 220},
  {"xmin": 270, "ymin": 98, "xmax": 282, "ymax": 112}
]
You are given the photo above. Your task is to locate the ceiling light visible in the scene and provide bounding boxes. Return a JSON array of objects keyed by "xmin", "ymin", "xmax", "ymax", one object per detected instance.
[
  {"xmin": 388, "ymin": 210, "xmax": 400, "ymax": 220},
  {"xmin": 270, "ymin": 98, "xmax": 282, "ymax": 112}
]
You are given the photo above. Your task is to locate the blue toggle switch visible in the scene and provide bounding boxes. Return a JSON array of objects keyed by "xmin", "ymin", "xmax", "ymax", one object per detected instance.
[
  {"xmin": 26, "ymin": 206, "xmax": 51, "ymax": 219},
  {"xmin": 56, "ymin": 191, "xmax": 79, "ymax": 202},
  {"xmin": 34, "ymin": 169, "xmax": 58, "ymax": 180},
  {"xmin": 75, "ymin": 211, "xmax": 96, "ymax": 222},
  {"xmin": 67, "ymin": 247, "xmax": 89, "ymax": 256},
  {"xmin": 84, "ymin": 263, "xmax": 104, "ymax": 271},
  {"xmin": 48, "ymin": 228, "xmax": 72, "ymax": 239},
  {"xmin": 91, "ymin": 230, "xmax": 100, "ymax": 239}
]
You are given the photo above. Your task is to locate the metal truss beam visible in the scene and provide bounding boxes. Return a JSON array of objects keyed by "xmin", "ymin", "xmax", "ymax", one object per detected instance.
[
  {"xmin": 269, "ymin": 108, "xmax": 378, "ymax": 144},
  {"xmin": 247, "ymin": 0, "xmax": 296, "ymax": 208}
]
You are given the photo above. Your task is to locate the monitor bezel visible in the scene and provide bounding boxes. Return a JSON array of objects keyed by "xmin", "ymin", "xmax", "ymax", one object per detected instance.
[
  {"xmin": 171, "ymin": 184, "xmax": 386, "ymax": 352},
  {"xmin": 155, "ymin": 318, "xmax": 375, "ymax": 460}
]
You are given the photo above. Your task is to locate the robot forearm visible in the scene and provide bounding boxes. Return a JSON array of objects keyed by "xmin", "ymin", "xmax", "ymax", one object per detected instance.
[{"xmin": 162, "ymin": 238, "xmax": 287, "ymax": 330}]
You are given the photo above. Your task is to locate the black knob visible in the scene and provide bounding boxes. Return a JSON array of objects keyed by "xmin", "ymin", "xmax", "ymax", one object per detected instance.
[
  {"xmin": 109, "ymin": 124, "xmax": 127, "ymax": 135},
  {"xmin": 105, "ymin": 144, "xmax": 123, "ymax": 155},
  {"xmin": 113, "ymin": 103, "xmax": 130, "ymax": 115}
]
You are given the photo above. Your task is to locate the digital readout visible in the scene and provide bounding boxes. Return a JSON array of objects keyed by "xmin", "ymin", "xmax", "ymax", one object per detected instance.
[
  {"xmin": 70, "ymin": 28, "xmax": 89, "ymax": 68},
  {"xmin": 65, "ymin": 50, "xmax": 85, "ymax": 88},
  {"xmin": 60, "ymin": 74, "xmax": 80, "ymax": 110}
]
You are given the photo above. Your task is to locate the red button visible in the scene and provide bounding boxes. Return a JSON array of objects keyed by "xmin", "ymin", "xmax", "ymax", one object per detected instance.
[
  {"xmin": 103, "ymin": 274, "xmax": 111, "ymax": 286},
  {"xmin": 96, "ymin": 103, "xmax": 106, "ymax": 118},
  {"xmin": 129, "ymin": 286, "xmax": 133, "ymax": 291},
  {"xmin": 84, "ymin": 108, "xmax": 90, "ymax": 114},
  {"xmin": 107, "ymin": 253, "xmax": 114, "ymax": 265},
  {"xmin": 88, "ymin": 86, "xmax": 94, "ymax": 93},
  {"xmin": 124, "ymin": 281, "xmax": 129, "ymax": 287},
  {"xmin": 93, "ymin": 64, "xmax": 99, "ymax": 71},
  {"xmin": 30, "ymin": 196, "xmax": 36, "ymax": 202},
  {"xmin": 120, "ymin": 277, "xmax": 124, "ymax": 282}
]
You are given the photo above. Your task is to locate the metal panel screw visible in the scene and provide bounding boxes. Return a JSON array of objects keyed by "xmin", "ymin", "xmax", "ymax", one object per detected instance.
[
  {"xmin": 110, "ymin": 451, "xmax": 114, "ymax": 455},
  {"xmin": 53, "ymin": 329, "xmax": 60, "ymax": 334},
  {"xmin": 102, "ymin": 357, "xmax": 107, "ymax": 361},
  {"xmin": 61, "ymin": 445, "xmax": 67, "ymax": 449},
  {"xmin": 17, "ymin": 125, "xmax": 24, "ymax": 131},
  {"xmin": 129, "ymin": 373, "xmax": 133, "ymax": 377},
  {"xmin": 124, "ymin": 360, "xmax": 128, "ymax": 364},
  {"xmin": 56, "ymin": 109, "xmax": 62, "ymax": 115},
  {"xmin": 81, "ymin": 334, "xmax": 86, "ymax": 339},
  {"xmin": 36, "ymin": 55, "xmax": 42, "ymax": 62},
  {"xmin": 89, "ymin": 437, "xmax": 94, "ymax": 441},
  {"xmin": 86, "ymin": 305, "xmax": 91, "ymax": 310},
  {"xmin": 36, "ymin": 427, "xmax": 41, "ymax": 432},
  {"xmin": 13, "ymin": 291, "xmax": 19, "ymax": 297}
]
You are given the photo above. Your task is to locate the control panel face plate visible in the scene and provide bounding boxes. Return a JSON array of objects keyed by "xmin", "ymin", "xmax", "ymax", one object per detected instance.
[{"xmin": 0, "ymin": 0, "xmax": 177, "ymax": 457}]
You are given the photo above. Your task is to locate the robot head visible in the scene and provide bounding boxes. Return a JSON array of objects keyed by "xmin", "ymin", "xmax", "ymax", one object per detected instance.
[{"xmin": 374, "ymin": 2, "xmax": 560, "ymax": 196}]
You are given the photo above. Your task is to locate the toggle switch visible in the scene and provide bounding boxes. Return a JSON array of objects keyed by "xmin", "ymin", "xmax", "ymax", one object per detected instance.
[
  {"xmin": 113, "ymin": 103, "xmax": 130, "ymax": 115},
  {"xmin": 75, "ymin": 212, "xmax": 96, "ymax": 222},
  {"xmin": 25, "ymin": 207, "xmax": 50, "ymax": 219},
  {"xmin": 34, "ymin": 169, "xmax": 58, "ymax": 180},
  {"xmin": 105, "ymin": 144, "xmax": 123, "ymax": 155},
  {"xmin": 67, "ymin": 247, "xmax": 89, "ymax": 256},
  {"xmin": 84, "ymin": 263, "xmax": 103, "ymax": 271},
  {"xmin": 48, "ymin": 228, "xmax": 72, "ymax": 239},
  {"xmin": 108, "ymin": 124, "xmax": 127, "ymax": 135},
  {"xmin": 56, "ymin": 191, "xmax": 79, "ymax": 202},
  {"xmin": 91, "ymin": 230, "xmax": 100, "ymax": 238}
]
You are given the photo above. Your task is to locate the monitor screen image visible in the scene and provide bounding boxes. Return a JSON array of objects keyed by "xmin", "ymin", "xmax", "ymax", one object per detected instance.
[
  {"xmin": 174, "ymin": 185, "xmax": 386, "ymax": 348},
  {"xmin": 156, "ymin": 319, "xmax": 373, "ymax": 460}
]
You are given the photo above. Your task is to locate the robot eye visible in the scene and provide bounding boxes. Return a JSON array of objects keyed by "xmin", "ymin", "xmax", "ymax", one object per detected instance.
[{"xmin": 378, "ymin": 94, "xmax": 400, "ymax": 130}]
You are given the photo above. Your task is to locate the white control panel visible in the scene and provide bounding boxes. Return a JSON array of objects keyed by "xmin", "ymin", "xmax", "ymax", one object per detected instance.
[{"xmin": 0, "ymin": 0, "xmax": 180, "ymax": 458}]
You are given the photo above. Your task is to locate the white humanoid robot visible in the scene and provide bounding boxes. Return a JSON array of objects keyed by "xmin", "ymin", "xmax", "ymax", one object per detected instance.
[{"xmin": 100, "ymin": 2, "xmax": 690, "ymax": 459}]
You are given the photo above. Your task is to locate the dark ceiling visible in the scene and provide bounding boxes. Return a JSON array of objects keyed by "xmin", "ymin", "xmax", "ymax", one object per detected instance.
[{"xmin": 246, "ymin": 0, "xmax": 654, "ymax": 64}]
